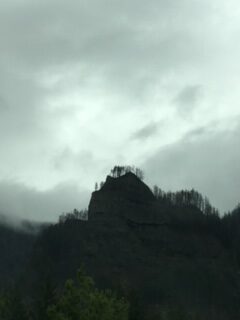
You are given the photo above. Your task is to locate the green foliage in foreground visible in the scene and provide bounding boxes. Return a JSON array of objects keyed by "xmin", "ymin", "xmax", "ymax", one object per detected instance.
[
  {"xmin": 47, "ymin": 268, "xmax": 129, "ymax": 320},
  {"xmin": 0, "ymin": 289, "xmax": 28, "ymax": 320},
  {"xmin": 0, "ymin": 269, "xmax": 129, "ymax": 320},
  {"xmin": 0, "ymin": 268, "xmax": 232, "ymax": 320}
]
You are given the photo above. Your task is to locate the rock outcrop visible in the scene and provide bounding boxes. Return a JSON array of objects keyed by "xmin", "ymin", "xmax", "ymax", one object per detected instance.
[{"xmin": 88, "ymin": 172, "xmax": 169, "ymax": 225}]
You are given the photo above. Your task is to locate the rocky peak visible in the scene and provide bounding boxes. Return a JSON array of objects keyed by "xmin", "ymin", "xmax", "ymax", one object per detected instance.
[
  {"xmin": 100, "ymin": 172, "xmax": 155, "ymax": 203},
  {"xmin": 88, "ymin": 172, "xmax": 156, "ymax": 222}
]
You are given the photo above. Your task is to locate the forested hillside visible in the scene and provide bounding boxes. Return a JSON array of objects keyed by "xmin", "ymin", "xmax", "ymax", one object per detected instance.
[
  {"xmin": 0, "ymin": 221, "xmax": 37, "ymax": 287},
  {"xmin": 1, "ymin": 168, "xmax": 240, "ymax": 319}
]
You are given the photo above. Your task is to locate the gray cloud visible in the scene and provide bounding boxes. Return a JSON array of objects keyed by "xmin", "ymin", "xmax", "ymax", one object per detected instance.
[
  {"xmin": 184, "ymin": 126, "xmax": 209, "ymax": 138},
  {"xmin": 174, "ymin": 85, "xmax": 202, "ymax": 117},
  {"xmin": 132, "ymin": 122, "xmax": 159, "ymax": 140},
  {"xmin": 143, "ymin": 124, "xmax": 240, "ymax": 213},
  {"xmin": 0, "ymin": 95, "xmax": 8, "ymax": 112},
  {"xmin": 0, "ymin": 0, "xmax": 219, "ymax": 99},
  {"xmin": 53, "ymin": 148, "xmax": 96, "ymax": 176},
  {"xmin": 0, "ymin": 180, "xmax": 90, "ymax": 222}
]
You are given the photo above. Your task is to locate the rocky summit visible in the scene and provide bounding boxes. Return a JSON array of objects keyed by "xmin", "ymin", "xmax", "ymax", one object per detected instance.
[{"xmin": 88, "ymin": 172, "xmax": 160, "ymax": 224}]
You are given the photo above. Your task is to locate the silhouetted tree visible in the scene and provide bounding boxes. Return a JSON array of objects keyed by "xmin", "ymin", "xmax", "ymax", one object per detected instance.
[
  {"xmin": 110, "ymin": 165, "xmax": 144, "ymax": 180},
  {"xmin": 152, "ymin": 185, "xmax": 219, "ymax": 219},
  {"xmin": 59, "ymin": 209, "xmax": 88, "ymax": 223}
]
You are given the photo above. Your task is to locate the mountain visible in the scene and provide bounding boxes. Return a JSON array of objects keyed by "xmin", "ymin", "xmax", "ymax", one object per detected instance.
[{"xmin": 24, "ymin": 172, "xmax": 240, "ymax": 319}]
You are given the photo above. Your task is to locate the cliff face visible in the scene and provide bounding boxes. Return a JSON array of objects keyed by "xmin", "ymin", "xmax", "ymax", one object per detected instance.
[
  {"xmin": 100, "ymin": 172, "xmax": 155, "ymax": 202},
  {"xmin": 88, "ymin": 172, "xmax": 166, "ymax": 224}
]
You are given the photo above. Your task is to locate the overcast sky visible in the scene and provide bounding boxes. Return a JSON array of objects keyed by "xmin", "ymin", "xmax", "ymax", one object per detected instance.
[{"xmin": 0, "ymin": 0, "xmax": 240, "ymax": 221}]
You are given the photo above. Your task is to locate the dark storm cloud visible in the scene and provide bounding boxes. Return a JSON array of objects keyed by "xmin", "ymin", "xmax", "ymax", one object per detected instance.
[
  {"xmin": 0, "ymin": 180, "xmax": 89, "ymax": 222},
  {"xmin": 132, "ymin": 122, "xmax": 159, "ymax": 140},
  {"xmin": 143, "ymin": 124, "xmax": 240, "ymax": 213}
]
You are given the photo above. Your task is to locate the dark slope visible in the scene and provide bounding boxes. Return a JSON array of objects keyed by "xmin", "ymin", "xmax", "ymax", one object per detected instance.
[
  {"xmin": 0, "ymin": 221, "xmax": 37, "ymax": 287},
  {"xmin": 27, "ymin": 173, "xmax": 240, "ymax": 319}
]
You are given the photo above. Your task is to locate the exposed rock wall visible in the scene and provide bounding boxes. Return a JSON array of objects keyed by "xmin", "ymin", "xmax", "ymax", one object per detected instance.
[{"xmin": 88, "ymin": 172, "xmax": 169, "ymax": 224}]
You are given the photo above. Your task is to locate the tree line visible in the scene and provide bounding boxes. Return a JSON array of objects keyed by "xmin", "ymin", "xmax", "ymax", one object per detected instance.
[
  {"xmin": 153, "ymin": 185, "xmax": 219, "ymax": 217},
  {"xmin": 94, "ymin": 166, "xmax": 144, "ymax": 191},
  {"xmin": 58, "ymin": 209, "xmax": 88, "ymax": 223},
  {"xmin": 110, "ymin": 166, "xmax": 144, "ymax": 180}
]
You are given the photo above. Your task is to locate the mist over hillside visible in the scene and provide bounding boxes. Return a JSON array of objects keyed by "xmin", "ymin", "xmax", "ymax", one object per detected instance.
[{"xmin": 0, "ymin": 181, "xmax": 90, "ymax": 222}]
